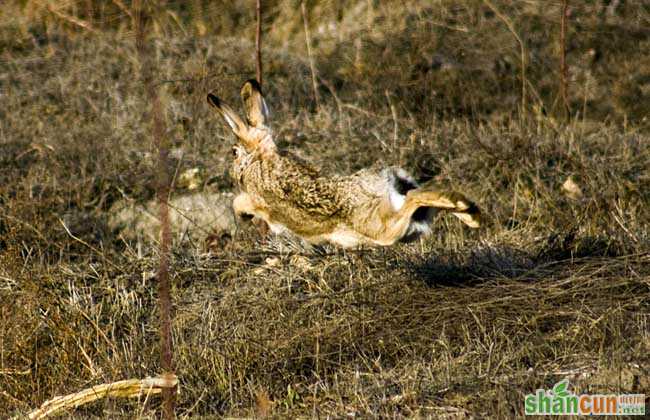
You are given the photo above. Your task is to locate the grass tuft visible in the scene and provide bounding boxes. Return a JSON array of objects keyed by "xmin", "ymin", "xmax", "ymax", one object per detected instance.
[{"xmin": 1, "ymin": 1, "xmax": 649, "ymax": 417}]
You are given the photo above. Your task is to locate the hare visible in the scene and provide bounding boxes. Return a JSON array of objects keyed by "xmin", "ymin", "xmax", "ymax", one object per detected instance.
[{"xmin": 207, "ymin": 80, "xmax": 481, "ymax": 248}]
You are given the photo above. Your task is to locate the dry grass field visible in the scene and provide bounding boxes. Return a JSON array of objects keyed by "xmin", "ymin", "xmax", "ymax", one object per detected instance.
[{"xmin": 1, "ymin": 1, "xmax": 649, "ymax": 418}]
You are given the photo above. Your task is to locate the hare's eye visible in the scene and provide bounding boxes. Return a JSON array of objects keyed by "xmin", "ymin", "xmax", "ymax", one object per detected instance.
[{"xmin": 231, "ymin": 147, "xmax": 238, "ymax": 157}]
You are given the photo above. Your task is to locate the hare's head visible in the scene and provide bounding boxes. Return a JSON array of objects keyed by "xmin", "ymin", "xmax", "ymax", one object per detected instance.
[{"xmin": 207, "ymin": 80, "xmax": 275, "ymax": 173}]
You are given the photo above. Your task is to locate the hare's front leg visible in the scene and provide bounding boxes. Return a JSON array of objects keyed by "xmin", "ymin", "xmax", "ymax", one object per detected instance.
[
  {"xmin": 233, "ymin": 193, "xmax": 269, "ymax": 237},
  {"xmin": 233, "ymin": 193, "xmax": 255, "ymax": 219}
]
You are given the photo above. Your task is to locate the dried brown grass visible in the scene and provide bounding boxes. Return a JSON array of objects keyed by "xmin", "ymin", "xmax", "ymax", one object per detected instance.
[{"xmin": 1, "ymin": 0, "xmax": 649, "ymax": 417}]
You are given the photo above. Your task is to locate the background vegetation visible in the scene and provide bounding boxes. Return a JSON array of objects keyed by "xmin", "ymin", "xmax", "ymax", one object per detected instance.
[{"xmin": 1, "ymin": 0, "xmax": 649, "ymax": 417}]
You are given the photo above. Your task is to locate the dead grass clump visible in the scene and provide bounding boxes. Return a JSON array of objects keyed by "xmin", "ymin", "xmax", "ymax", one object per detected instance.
[{"xmin": 1, "ymin": 0, "xmax": 649, "ymax": 417}]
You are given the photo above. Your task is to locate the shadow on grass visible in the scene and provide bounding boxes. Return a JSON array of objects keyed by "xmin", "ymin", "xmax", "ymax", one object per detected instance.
[{"xmin": 404, "ymin": 233, "xmax": 629, "ymax": 288}]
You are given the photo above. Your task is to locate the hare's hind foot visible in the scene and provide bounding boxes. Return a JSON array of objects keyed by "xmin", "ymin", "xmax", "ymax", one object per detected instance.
[
  {"xmin": 451, "ymin": 204, "xmax": 481, "ymax": 228},
  {"xmin": 405, "ymin": 189, "xmax": 481, "ymax": 228}
]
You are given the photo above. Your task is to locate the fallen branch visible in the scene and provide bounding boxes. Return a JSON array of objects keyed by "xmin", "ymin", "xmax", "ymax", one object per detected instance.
[{"xmin": 28, "ymin": 374, "xmax": 178, "ymax": 419}]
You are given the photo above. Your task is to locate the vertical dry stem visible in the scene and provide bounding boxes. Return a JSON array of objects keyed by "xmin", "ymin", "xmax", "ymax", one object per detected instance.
[
  {"xmin": 482, "ymin": 0, "xmax": 527, "ymax": 119},
  {"xmin": 301, "ymin": 2, "xmax": 320, "ymax": 110},
  {"xmin": 559, "ymin": 0, "xmax": 570, "ymax": 120},
  {"xmin": 256, "ymin": 0, "xmax": 263, "ymax": 86},
  {"xmin": 134, "ymin": 1, "xmax": 175, "ymax": 418}
]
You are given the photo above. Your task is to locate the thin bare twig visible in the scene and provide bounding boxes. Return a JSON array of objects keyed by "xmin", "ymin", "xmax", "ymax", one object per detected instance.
[
  {"xmin": 46, "ymin": 4, "xmax": 98, "ymax": 34},
  {"xmin": 256, "ymin": 0, "xmax": 263, "ymax": 86},
  {"xmin": 301, "ymin": 2, "xmax": 320, "ymax": 110},
  {"xmin": 559, "ymin": 0, "xmax": 571, "ymax": 121},
  {"xmin": 482, "ymin": 0, "xmax": 527, "ymax": 119},
  {"xmin": 59, "ymin": 219, "xmax": 120, "ymax": 271},
  {"xmin": 385, "ymin": 90, "xmax": 399, "ymax": 153},
  {"xmin": 111, "ymin": 0, "xmax": 134, "ymax": 21}
]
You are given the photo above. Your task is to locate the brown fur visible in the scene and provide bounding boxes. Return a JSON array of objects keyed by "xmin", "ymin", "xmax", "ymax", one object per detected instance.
[{"xmin": 208, "ymin": 80, "xmax": 481, "ymax": 248}]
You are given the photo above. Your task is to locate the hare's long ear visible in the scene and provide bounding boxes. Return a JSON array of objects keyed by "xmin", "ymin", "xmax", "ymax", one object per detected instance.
[
  {"xmin": 207, "ymin": 93, "xmax": 247, "ymax": 138},
  {"xmin": 240, "ymin": 79, "xmax": 269, "ymax": 128}
]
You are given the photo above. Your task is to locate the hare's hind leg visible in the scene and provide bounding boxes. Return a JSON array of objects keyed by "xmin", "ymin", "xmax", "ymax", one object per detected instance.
[{"xmin": 403, "ymin": 189, "xmax": 481, "ymax": 228}]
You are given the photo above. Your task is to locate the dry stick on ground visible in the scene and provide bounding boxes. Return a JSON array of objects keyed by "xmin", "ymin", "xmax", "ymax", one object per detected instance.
[
  {"xmin": 134, "ymin": 1, "xmax": 175, "ymax": 418},
  {"xmin": 28, "ymin": 375, "xmax": 178, "ymax": 419},
  {"xmin": 559, "ymin": 0, "xmax": 570, "ymax": 121},
  {"xmin": 256, "ymin": 0, "xmax": 263, "ymax": 86},
  {"xmin": 301, "ymin": 2, "xmax": 320, "ymax": 110},
  {"xmin": 482, "ymin": 0, "xmax": 527, "ymax": 119}
]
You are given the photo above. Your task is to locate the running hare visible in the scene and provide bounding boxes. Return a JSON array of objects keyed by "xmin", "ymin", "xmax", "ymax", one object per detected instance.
[{"xmin": 207, "ymin": 80, "xmax": 480, "ymax": 248}]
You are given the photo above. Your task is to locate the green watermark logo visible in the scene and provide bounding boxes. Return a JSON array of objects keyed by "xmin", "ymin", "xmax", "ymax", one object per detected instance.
[{"xmin": 524, "ymin": 379, "xmax": 645, "ymax": 416}]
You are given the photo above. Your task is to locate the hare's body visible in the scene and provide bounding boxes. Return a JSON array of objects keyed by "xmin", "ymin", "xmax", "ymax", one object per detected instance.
[{"xmin": 208, "ymin": 80, "xmax": 481, "ymax": 248}]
